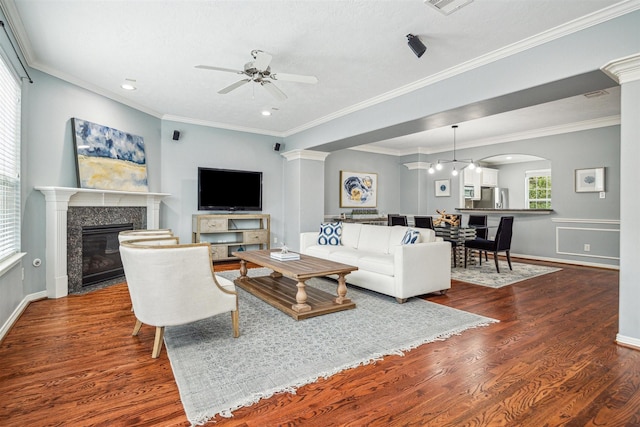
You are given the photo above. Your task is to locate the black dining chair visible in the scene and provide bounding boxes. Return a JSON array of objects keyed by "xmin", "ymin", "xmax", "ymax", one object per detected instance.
[
  {"xmin": 464, "ymin": 216, "xmax": 514, "ymax": 273},
  {"xmin": 467, "ymin": 214, "xmax": 488, "ymax": 261},
  {"xmin": 414, "ymin": 216, "xmax": 434, "ymax": 229},
  {"xmin": 389, "ymin": 215, "xmax": 408, "ymax": 226}
]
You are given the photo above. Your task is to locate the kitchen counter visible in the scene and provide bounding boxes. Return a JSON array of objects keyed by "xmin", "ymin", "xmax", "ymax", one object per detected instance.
[{"xmin": 456, "ymin": 208, "xmax": 553, "ymax": 215}]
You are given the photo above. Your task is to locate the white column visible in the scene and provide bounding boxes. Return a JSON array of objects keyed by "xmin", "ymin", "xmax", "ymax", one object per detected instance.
[
  {"xmin": 602, "ymin": 53, "xmax": 640, "ymax": 349},
  {"xmin": 38, "ymin": 188, "xmax": 77, "ymax": 298}
]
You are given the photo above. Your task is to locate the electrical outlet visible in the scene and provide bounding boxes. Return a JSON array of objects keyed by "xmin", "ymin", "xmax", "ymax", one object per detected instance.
[
  {"xmin": 584, "ymin": 244, "xmax": 591, "ymax": 252},
  {"xmin": 274, "ymin": 237, "xmax": 278, "ymax": 244},
  {"xmin": 599, "ymin": 191, "xmax": 606, "ymax": 199}
]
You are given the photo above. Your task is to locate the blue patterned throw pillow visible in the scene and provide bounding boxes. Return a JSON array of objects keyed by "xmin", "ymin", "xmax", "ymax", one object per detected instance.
[
  {"xmin": 401, "ymin": 228, "xmax": 421, "ymax": 245},
  {"xmin": 318, "ymin": 222, "xmax": 342, "ymax": 246}
]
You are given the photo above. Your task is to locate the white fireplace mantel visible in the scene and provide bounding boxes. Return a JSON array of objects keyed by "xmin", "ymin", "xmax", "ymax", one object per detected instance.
[{"xmin": 35, "ymin": 186, "xmax": 170, "ymax": 298}]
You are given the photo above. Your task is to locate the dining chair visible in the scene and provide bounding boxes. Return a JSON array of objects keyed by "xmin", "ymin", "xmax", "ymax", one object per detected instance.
[
  {"xmin": 467, "ymin": 215, "xmax": 488, "ymax": 261},
  {"xmin": 464, "ymin": 216, "xmax": 514, "ymax": 273},
  {"xmin": 120, "ymin": 239, "xmax": 239, "ymax": 358},
  {"xmin": 414, "ymin": 216, "xmax": 434, "ymax": 229},
  {"xmin": 389, "ymin": 215, "xmax": 408, "ymax": 226}
]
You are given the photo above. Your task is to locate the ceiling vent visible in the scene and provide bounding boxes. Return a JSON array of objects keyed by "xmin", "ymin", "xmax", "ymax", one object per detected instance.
[
  {"xmin": 583, "ymin": 90, "xmax": 609, "ymax": 99},
  {"xmin": 425, "ymin": 0, "xmax": 474, "ymax": 15}
]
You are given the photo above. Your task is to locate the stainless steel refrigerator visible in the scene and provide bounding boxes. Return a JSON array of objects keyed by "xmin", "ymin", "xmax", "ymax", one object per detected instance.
[{"xmin": 477, "ymin": 187, "xmax": 509, "ymax": 209}]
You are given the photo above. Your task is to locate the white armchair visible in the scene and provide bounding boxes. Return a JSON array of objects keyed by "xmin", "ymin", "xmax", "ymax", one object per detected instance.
[
  {"xmin": 119, "ymin": 240, "xmax": 239, "ymax": 358},
  {"xmin": 118, "ymin": 228, "xmax": 174, "ymax": 243}
]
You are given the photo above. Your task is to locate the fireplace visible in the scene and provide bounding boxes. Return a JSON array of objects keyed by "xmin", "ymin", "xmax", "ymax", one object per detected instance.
[
  {"xmin": 35, "ymin": 186, "xmax": 169, "ymax": 298},
  {"xmin": 67, "ymin": 206, "xmax": 146, "ymax": 294},
  {"xmin": 81, "ymin": 223, "xmax": 133, "ymax": 286}
]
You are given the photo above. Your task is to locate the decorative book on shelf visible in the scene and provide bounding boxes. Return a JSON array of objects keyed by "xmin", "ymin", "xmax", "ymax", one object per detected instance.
[{"xmin": 270, "ymin": 251, "xmax": 301, "ymax": 261}]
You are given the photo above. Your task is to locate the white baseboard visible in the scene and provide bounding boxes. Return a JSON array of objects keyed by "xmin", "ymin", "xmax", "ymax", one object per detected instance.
[
  {"xmin": 616, "ymin": 334, "xmax": 640, "ymax": 350},
  {"xmin": 0, "ymin": 291, "xmax": 47, "ymax": 342},
  {"xmin": 510, "ymin": 253, "xmax": 619, "ymax": 270}
]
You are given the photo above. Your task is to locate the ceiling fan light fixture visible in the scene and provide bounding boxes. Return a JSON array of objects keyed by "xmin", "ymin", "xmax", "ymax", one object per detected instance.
[{"xmin": 434, "ymin": 125, "xmax": 476, "ymax": 176}]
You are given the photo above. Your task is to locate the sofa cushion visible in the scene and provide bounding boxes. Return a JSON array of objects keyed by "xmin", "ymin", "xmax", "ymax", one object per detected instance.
[
  {"xmin": 357, "ymin": 224, "xmax": 391, "ymax": 253},
  {"xmin": 416, "ymin": 227, "xmax": 437, "ymax": 243},
  {"xmin": 306, "ymin": 244, "xmax": 344, "ymax": 258},
  {"xmin": 318, "ymin": 222, "xmax": 342, "ymax": 245},
  {"xmin": 341, "ymin": 222, "xmax": 362, "ymax": 249},
  {"xmin": 358, "ymin": 253, "xmax": 394, "ymax": 277},
  {"xmin": 327, "ymin": 248, "xmax": 361, "ymax": 266},
  {"xmin": 401, "ymin": 228, "xmax": 421, "ymax": 245}
]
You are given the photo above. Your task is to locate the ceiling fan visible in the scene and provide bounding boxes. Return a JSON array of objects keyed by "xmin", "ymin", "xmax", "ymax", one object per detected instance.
[{"xmin": 195, "ymin": 50, "xmax": 318, "ymax": 101}]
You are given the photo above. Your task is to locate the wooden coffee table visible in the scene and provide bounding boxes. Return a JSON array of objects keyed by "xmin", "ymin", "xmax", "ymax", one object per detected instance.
[{"xmin": 231, "ymin": 249, "xmax": 358, "ymax": 320}]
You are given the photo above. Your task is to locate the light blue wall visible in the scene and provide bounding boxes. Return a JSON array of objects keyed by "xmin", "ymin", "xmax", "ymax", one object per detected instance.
[
  {"xmin": 160, "ymin": 120, "xmax": 284, "ymax": 245},
  {"xmin": 323, "ymin": 150, "xmax": 402, "ymax": 218},
  {"xmin": 331, "ymin": 126, "xmax": 620, "ymax": 266},
  {"xmin": 21, "ymin": 70, "xmax": 162, "ymax": 296}
]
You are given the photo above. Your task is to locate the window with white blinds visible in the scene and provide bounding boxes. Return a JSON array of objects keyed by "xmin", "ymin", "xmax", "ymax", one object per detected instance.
[{"xmin": 0, "ymin": 52, "xmax": 21, "ymax": 263}]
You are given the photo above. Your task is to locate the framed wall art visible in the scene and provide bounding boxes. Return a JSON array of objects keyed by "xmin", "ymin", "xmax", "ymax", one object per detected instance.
[
  {"xmin": 435, "ymin": 179, "xmax": 450, "ymax": 197},
  {"xmin": 72, "ymin": 118, "xmax": 149, "ymax": 192},
  {"xmin": 340, "ymin": 171, "xmax": 377, "ymax": 208},
  {"xmin": 575, "ymin": 167, "xmax": 605, "ymax": 193}
]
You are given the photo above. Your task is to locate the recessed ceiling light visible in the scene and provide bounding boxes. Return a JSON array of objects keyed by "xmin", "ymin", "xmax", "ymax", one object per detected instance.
[
  {"xmin": 261, "ymin": 110, "xmax": 271, "ymax": 116},
  {"xmin": 121, "ymin": 79, "xmax": 137, "ymax": 91}
]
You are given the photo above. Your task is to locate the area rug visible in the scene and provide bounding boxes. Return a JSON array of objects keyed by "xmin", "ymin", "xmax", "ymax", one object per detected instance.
[
  {"xmin": 451, "ymin": 260, "xmax": 561, "ymax": 288},
  {"xmin": 164, "ymin": 268, "xmax": 498, "ymax": 425}
]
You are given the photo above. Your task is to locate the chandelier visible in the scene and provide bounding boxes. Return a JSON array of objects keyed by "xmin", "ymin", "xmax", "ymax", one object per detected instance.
[{"xmin": 428, "ymin": 125, "xmax": 480, "ymax": 176}]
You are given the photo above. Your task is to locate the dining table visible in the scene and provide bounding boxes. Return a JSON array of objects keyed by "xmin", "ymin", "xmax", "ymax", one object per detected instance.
[{"xmin": 434, "ymin": 226, "xmax": 477, "ymax": 268}]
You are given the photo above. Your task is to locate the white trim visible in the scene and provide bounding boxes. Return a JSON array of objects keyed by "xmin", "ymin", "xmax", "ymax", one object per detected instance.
[
  {"xmin": 280, "ymin": 150, "xmax": 330, "ymax": 162},
  {"xmin": 616, "ymin": 334, "xmax": 640, "ymax": 350},
  {"xmin": 555, "ymin": 226, "xmax": 620, "ymax": 260},
  {"xmin": 349, "ymin": 115, "xmax": 621, "ymax": 157},
  {"xmin": 510, "ymin": 253, "xmax": 619, "ymax": 270},
  {"xmin": 0, "ymin": 252, "xmax": 25, "ymax": 278},
  {"xmin": 162, "ymin": 114, "xmax": 283, "ymax": 137},
  {"xmin": 551, "ymin": 218, "xmax": 620, "ymax": 224},
  {"xmin": 0, "ymin": 290, "xmax": 47, "ymax": 342},
  {"xmin": 403, "ymin": 162, "xmax": 431, "ymax": 170},
  {"xmin": 602, "ymin": 53, "xmax": 640, "ymax": 84}
]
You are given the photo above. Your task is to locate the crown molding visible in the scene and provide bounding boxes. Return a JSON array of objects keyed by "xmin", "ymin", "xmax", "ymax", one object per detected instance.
[
  {"xmin": 602, "ymin": 53, "xmax": 640, "ymax": 84},
  {"xmin": 354, "ymin": 115, "xmax": 621, "ymax": 156},
  {"xmin": 281, "ymin": 149, "xmax": 330, "ymax": 162},
  {"xmin": 162, "ymin": 114, "xmax": 284, "ymax": 137}
]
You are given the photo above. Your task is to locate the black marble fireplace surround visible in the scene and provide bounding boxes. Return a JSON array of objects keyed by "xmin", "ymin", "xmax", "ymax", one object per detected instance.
[{"xmin": 67, "ymin": 207, "xmax": 146, "ymax": 294}]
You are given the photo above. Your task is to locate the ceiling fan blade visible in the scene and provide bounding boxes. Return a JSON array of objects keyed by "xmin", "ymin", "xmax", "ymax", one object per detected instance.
[
  {"xmin": 195, "ymin": 65, "xmax": 244, "ymax": 74},
  {"xmin": 251, "ymin": 50, "xmax": 272, "ymax": 71},
  {"xmin": 270, "ymin": 73, "xmax": 318, "ymax": 84},
  {"xmin": 261, "ymin": 81, "xmax": 287, "ymax": 101},
  {"xmin": 218, "ymin": 79, "xmax": 251, "ymax": 94}
]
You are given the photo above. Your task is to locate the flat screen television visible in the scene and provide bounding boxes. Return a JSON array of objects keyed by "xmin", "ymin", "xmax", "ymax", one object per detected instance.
[{"xmin": 198, "ymin": 167, "xmax": 263, "ymax": 211}]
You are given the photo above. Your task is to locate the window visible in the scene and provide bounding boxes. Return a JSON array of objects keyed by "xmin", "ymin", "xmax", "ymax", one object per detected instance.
[
  {"xmin": 0, "ymin": 51, "xmax": 21, "ymax": 263},
  {"xmin": 526, "ymin": 169, "xmax": 551, "ymax": 209}
]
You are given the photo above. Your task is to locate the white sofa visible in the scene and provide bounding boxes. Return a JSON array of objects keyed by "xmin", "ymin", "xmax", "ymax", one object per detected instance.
[{"xmin": 300, "ymin": 222, "xmax": 451, "ymax": 303}]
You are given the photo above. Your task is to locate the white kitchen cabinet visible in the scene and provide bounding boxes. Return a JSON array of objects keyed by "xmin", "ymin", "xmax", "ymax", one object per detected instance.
[
  {"xmin": 481, "ymin": 168, "xmax": 499, "ymax": 187},
  {"xmin": 463, "ymin": 169, "xmax": 482, "ymax": 200}
]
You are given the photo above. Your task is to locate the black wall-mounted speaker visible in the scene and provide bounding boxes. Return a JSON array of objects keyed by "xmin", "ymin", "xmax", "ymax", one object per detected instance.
[
  {"xmin": 273, "ymin": 142, "xmax": 282, "ymax": 152},
  {"xmin": 407, "ymin": 34, "xmax": 426, "ymax": 58},
  {"xmin": 172, "ymin": 130, "xmax": 180, "ymax": 141}
]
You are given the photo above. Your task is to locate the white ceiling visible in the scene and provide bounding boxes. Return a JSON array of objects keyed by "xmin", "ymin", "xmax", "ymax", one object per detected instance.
[{"xmin": 1, "ymin": 0, "xmax": 631, "ymax": 154}]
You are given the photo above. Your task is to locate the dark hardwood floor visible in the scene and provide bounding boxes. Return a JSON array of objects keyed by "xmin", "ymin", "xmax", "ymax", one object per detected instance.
[{"xmin": 1, "ymin": 259, "xmax": 639, "ymax": 426}]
